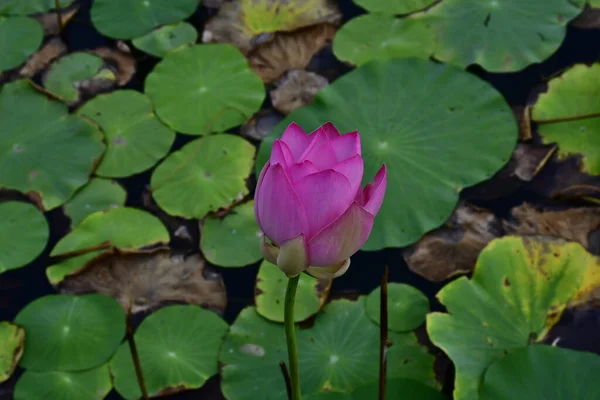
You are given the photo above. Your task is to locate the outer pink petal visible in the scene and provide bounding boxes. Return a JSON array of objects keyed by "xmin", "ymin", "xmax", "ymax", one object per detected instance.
[
  {"xmin": 331, "ymin": 131, "xmax": 361, "ymax": 161},
  {"xmin": 281, "ymin": 122, "xmax": 310, "ymax": 160},
  {"xmin": 288, "ymin": 160, "xmax": 318, "ymax": 182},
  {"xmin": 333, "ymin": 154, "xmax": 364, "ymax": 197},
  {"xmin": 362, "ymin": 164, "xmax": 387, "ymax": 216},
  {"xmin": 306, "ymin": 201, "xmax": 374, "ymax": 266},
  {"xmin": 253, "ymin": 162, "xmax": 269, "ymax": 228},
  {"xmin": 270, "ymin": 140, "xmax": 294, "ymax": 167},
  {"xmin": 255, "ymin": 163, "xmax": 308, "ymax": 244},
  {"xmin": 294, "ymin": 169, "xmax": 354, "ymax": 239},
  {"xmin": 310, "ymin": 122, "xmax": 340, "ymax": 139},
  {"xmin": 299, "ymin": 130, "xmax": 338, "ymax": 169}
]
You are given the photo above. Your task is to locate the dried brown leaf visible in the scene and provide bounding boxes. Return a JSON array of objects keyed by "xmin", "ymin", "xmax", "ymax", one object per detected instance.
[
  {"xmin": 18, "ymin": 38, "xmax": 67, "ymax": 78},
  {"xmin": 33, "ymin": 5, "xmax": 79, "ymax": 36},
  {"xmin": 270, "ymin": 69, "xmax": 328, "ymax": 114},
  {"xmin": 91, "ymin": 47, "xmax": 136, "ymax": 86},
  {"xmin": 570, "ymin": 4, "xmax": 600, "ymax": 29}
]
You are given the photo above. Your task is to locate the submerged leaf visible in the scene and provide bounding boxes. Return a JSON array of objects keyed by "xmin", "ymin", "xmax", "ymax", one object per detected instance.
[
  {"xmin": 132, "ymin": 22, "xmax": 198, "ymax": 58},
  {"xmin": 270, "ymin": 69, "xmax": 328, "ymax": 114}
]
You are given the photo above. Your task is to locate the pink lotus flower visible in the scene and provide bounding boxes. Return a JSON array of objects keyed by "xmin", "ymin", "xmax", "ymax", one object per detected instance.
[{"xmin": 255, "ymin": 122, "xmax": 387, "ymax": 279}]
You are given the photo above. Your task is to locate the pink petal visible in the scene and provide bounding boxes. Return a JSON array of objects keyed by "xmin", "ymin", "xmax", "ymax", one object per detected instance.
[
  {"xmin": 288, "ymin": 160, "xmax": 319, "ymax": 182},
  {"xmin": 294, "ymin": 169, "xmax": 354, "ymax": 239},
  {"xmin": 299, "ymin": 130, "xmax": 338, "ymax": 169},
  {"xmin": 306, "ymin": 201, "xmax": 374, "ymax": 266},
  {"xmin": 362, "ymin": 165, "xmax": 387, "ymax": 216},
  {"xmin": 270, "ymin": 140, "xmax": 294, "ymax": 167},
  {"xmin": 331, "ymin": 131, "xmax": 361, "ymax": 161},
  {"xmin": 281, "ymin": 122, "xmax": 310, "ymax": 160},
  {"xmin": 253, "ymin": 162, "xmax": 269, "ymax": 228},
  {"xmin": 310, "ymin": 122, "xmax": 340, "ymax": 139},
  {"xmin": 333, "ymin": 154, "xmax": 364, "ymax": 197},
  {"xmin": 255, "ymin": 163, "xmax": 308, "ymax": 244}
]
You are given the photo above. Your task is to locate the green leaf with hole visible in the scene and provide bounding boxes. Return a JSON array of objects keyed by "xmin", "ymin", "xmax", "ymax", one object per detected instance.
[
  {"xmin": 219, "ymin": 299, "xmax": 436, "ymax": 400},
  {"xmin": 427, "ymin": 236, "xmax": 599, "ymax": 400},
  {"xmin": 332, "ymin": 14, "xmax": 434, "ymax": 66},
  {"xmin": 15, "ymin": 294, "xmax": 125, "ymax": 371},
  {"xmin": 0, "ymin": 321, "xmax": 24, "ymax": 384},
  {"xmin": 0, "ymin": 202, "xmax": 49, "ymax": 274},
  {"xmin": 78, "ymin": 90, "xmax": 175, "ymax": 177},
  {"xmin": 0, "ymin": 80, "xmax": 105, "ymax": 210},
  {"xmin": 14, "ymin": 363, "xmax": 112, "ymax": 400},
  {"xmin": 365, "ymin": 283, "xmax": 429, "ymax": 332},
  {"xmin": 200, "ymin": 201, "xmax": 262, "ymax": 267},
  {"xmin": 352, "ymin": 0, "xmax": 436, "ymax": 15},
  {"xmin": 532, "ymin": 63, "xmax": 600, "ymax": 175},
  {"xmin": 480, "ymin": 345, "xmax": 600, "ymax": 399},
  {"xmin": 63, "ymin": 178, "xmax": 126, "ymax": 227},
  {"xmin": 151, "ymin": 134, "xmax": 255, "ymax": 218},
  {"xmin": 0, "ymin": 0, "xmax": 75, "ymax": 15},
  {"xmin": 255, "ymin": 260, "xmax": 330, "ymax": 322},
  {"xmin": 257, "ymin": 58, "xmax": 517, "ymax": 250},
  {"xmin": 0, "ymin": 16, "xmax": 43, "ymax": 71},
  {"xmin": 132, "ymin": 21, "xmax": 197, "ymax": 57},
  {"xmin": 91, "ymin": 0, "xmax": 198, "ymax": 39},
  {"xmin": 423, "ymin": 0, "xmax": 585, "ymax": 72},
  {"xmin": 47, "ymin": 207, "xmax": 169, "ymax": 284},
  {"xmin": 110, "ymin": 305, "xmax": 228, "ymax": 399},
  {"xmin": 351, "ymin": 378, "xmax": 446, "ymax": 400},
  {"xmin": 43, "ymin": 53, "xmax": 114, "ymax": 103},
  {"xmin": 145, "ymin": 44, "xmax": 265, "ymax": 135}
]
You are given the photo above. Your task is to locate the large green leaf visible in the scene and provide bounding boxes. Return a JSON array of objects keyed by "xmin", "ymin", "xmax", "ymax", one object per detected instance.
[
  {"xmin": 63, "ymin": 178, "xmax": 127, "ymax": 227},
  {"xmin": 15, "ymin": 294, "xmax": 126, "ymax": 371},
  {"xmin": 352, "ymin": 0, "xmax": 436, "ymax": 15},
  {"xmin": 0, "ymin": 0, "xmax": 75, "ymax": 15},
  {"xmin": 0, "ymin": 321, "xmax": 24, "ymax": 384},
  {"xmin": 427, "ymin": 236, "xmax": 599, "ymax": 400},
  {"xmin": 0, "ymin": 80, "xmax": 105, "ymax": 210},
  {"xmin": 423, "ymin": 0, "xmax": 585, "ymax": 72},
  {"xmin": 145, "ymin": 44, "xmax": 265, "ymax": 135},
  {"xmin": 132, "ymin": 22, "xmax": 198, "ymax": 58},
  {"xmin": 256, "ymin": 58, "xmax": 517, "ymax": 250},
  {"xmin": 110, "ymin": 305, "xmax": 228, "ymax": 399},
  {"xmin": 78, "ymin": 90, "xmax": 175, "ymax": 178},
  {"xmin": 0, "ymin": 201, "xmax": 49, "ymax": 274},
  {"xmin": 532, "ymin": 63, "xmax": 600, "ymax": 175},
  {"xmin": 0, "ymin": 16, "xmax": 43, "ymax": 71}
]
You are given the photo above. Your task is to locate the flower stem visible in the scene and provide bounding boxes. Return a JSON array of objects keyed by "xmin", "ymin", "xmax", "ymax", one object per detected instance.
[{"xmin": 285, "ymin": 275, "xmax": 302, "ymax": 400}]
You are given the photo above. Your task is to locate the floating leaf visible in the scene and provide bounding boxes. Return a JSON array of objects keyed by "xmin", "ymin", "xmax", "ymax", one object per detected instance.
[
  {"xmin": 0, "ymin": 0, "xmax": 74, "ymax": 15},
  {"xmin": 0, "ymin": 321, "xmax": 24, "ymax": 384},
  {"xmin": 532, "ymin": 63, "xmax": 600, "ymax": 175},
  {"xmin": 0, "ymin": 16, "xmax": 43, "ymax": 71},
  {"xmin": 255, "ymin": 260, "xmax": 331, "ymax": 322},
  {"xmin": 63, "ymin": 178, "xmax": 126, "ymax": 228},
  {"xmin": 47, "ymin": 207, "xmax": 169, "ymax": 285},
  {"xmin": 257, "ymin": 58, "xmax": 517, "ymax": 250},
  {"xmin": 365, "ymin": 283, "xmax": 429, "ymax": 332},
  {"xmin": 203, "ymin": 0, "xmax": 341, "ymax": 54},
  {"xmin": 351, "ymin": 378, "xmax": 446, "ymax": 400},
  {"xmin": 220, "ymin": 299, "xmax": 436, "ymax": 399},
  {"xmin": 78, "ymin": 90, "xmax": 175, "ymax": 178},
  {"xmin": 481, "ymin": 345, "xmax": 600, "ymax": 399},
  {"xmin": 305, "ymin": 394, "xmax": 351, "ymax": 400},
  {"xmin": 15, "ymin": 294, "xmax": 125, "ymax": 371},
  {"xmin": 132, "ymin": 21, "xmax": 198, "ymax": 57},
  {"xmin": 423, "ymin": 0, "xmax": 585, "ymax": 72},
  {"xmin": 91, "ymin": 0, "xmax": 198, "ymax": 39},
  {"xmin": 151, "ymin": 134, "xmax": 255, "ymax": 218},
  {"xmin": 0, "ymin": 201, "xmax": 49, "ymax": 274},
  {"xmin": 427, "ymin": 236, "xmax": 600, "ymax": 400},
  {"xmin": 352, "ymin": 0, "xmax": 436, "ymax": 14},
  {"xmin": 0, "ymin": 80, "xmax": 104, "ymax": 210},
  {"xmin": 200, "ymin": 201, "xmax": 262, "ymax": 267},
  {"xmin": 110, "ymin": 305, "xmax": 228, "ymax": 399},
  {"xmin": 145, "ymin": 44, "xmax": 265, "ymax": 135},
  {"xmin": 332, "ymin": 14, "xmax": 434, "ymax": 66},
  {"xmin": 14, "ymin": 364, "xmax": 112, "ymax": 400}
]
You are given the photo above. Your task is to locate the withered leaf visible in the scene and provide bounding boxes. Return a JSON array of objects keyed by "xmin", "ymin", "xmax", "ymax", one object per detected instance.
[
  {"xmin": 33, "ymin": 4, "xmax": 79, "ymax": 36},
  {"xmin": 91, "ymin": 47, "xmax": 136, "ymax": 86},
  {"xmin": 270, "ymin": 69, "xmax": 328, "ymax": 114},
  {"xmin": 240, "ymin": 109, "xmax": 284, "ymax": 141},
  {"xmin": 18, "ymin": 38, "xmax": 67, "ymax": 78}
]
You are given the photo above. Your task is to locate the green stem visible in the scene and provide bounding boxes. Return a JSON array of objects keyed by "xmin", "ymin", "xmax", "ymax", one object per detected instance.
[{"xmin": 285, "ymin": 275, "xmax": 302, "ymax": 400}]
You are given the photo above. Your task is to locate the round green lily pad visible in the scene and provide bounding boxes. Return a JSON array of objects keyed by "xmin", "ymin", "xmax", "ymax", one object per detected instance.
[
  {"xmin": 63, "ymin": 178, "xmax": 127, "ymax": 228},
  {"xmin": 0, "ymin": 16, "xmax": 43, "ymax": 72},
  {"xmin": 532, "ymin": 63, "xmax": 600, "ymax": 175},
  {"xmin": 353, "ymin": 0, "xmax": 436, "ymax": 15},
  {"xmin": 480, "ymin": 345, "xmax": 600, "ymax": 399},
  {"xmin": 110, "ymin": 305, "xmax": 228, "ymax": 399},
  {"xmin": 132, "ymin": 21, "xmax": 198, "ymax": 57},
  {"xmin": 47, "ymin": 207, "xmax": 169, "ymax": 284},
  {"xmin": 255, "ymin": 260, "xmax": 330, "ymax": 323},
  {"xmin": 365, "ymin": 283, "xmax": 429, "ymax": 332},
  {"xmin": 15, "ymin": 294, "xmax": 126, "ymax": 371},
  {"xmin": 0, "ymin": 80, "xmax": 105, "ymax": 210},
  {"xmin": 145, "ymin": 44, "xmax": 265, "ymax": 135},
  {"xmin": 151, "ymin": 134, "xmax": 255, "ymax": 218},
  {"xmin": 424, "ymin": 0, "xmax": 585, "ymax": 72},
  {"xmin": 0, "ymin": 321, "xmax": 24, "ymax": 384},
  {"xmin": 332, "ymin": 14, "xmax": 434, "ymax": 66},
  {"xmin": 219, "ymin": 299, "xmax": 436, "ymax": 400},
  {"xmin": 0, "ymin": 0, "xmax": 75, "ymax": 15},
  {"xmin": 78, "ymin": 90, "xmax": 175, "ymax": 178},
  {"xmin": 427, "ymin": 236, "xmax": 598, "ymax": 400},
  {"xmin": 0, "ymin": 201, "xmax": 49, "ymax": 274},
  {"xmin": 351, "ymin": 378, "xmax": 446, "ymax": 400},
  {"xmin": 91, "ymin": 0, "xmax": 198, "ymax": 39},
  {"xmin": 257, "ymin": 58, "xmax": 517, "ymax": 250},
  {"xmin": 14, "ymin": 364, "xmax": 112, "ymax": 400},
  {"xmin": 200, "ymin": 201, "xmax": 262, "ymax": 267},
  {"xmin": 43, "ymin": 53, "xmax": 114, "ymax": 103}
]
